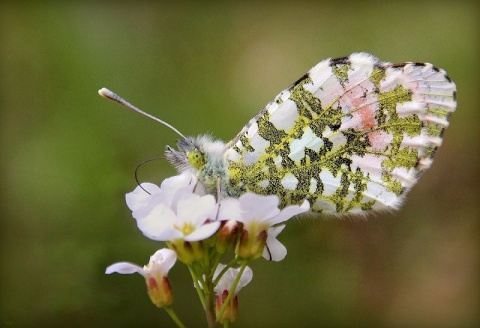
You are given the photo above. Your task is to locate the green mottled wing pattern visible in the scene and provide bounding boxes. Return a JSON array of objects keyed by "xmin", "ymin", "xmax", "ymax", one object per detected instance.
[{"xmin": 224, "ymin": 53, "xmax": 456, "ymax": 215}]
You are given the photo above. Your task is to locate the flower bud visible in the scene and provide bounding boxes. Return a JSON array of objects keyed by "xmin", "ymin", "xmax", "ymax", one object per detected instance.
[
  {"xmin": 169, "ymin": 239, "xmax": 204, "ymax": 265},
  {"xmin": 216, "ymin": 290, "xmax": 238, "ymax": 323},
  {"xmin": 236, "ymin": 223, "xmax": 268, "ymax": 260},
  {"xmin": 216, "ymin": 220, "xmax": 240, "ymax": 254},
  {"xmin": 146, "ymin": 274, "xmax": 174, "ymax": 308}
]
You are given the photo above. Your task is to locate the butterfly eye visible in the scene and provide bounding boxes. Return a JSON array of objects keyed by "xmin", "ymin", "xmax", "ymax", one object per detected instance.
[{"xmin": 187, "ymin": 149, "xmax": 206, "ymax": 170}]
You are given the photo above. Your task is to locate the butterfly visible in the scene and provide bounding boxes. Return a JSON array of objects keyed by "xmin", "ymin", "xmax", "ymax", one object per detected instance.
[{"xmin": 99, "ymin": 52, "xmax": 456, "ymax": 216}]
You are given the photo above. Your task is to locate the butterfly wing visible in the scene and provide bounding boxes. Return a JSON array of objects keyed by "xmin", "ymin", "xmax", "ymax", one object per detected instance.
[{"xmin": 224, "ymin": 53, "xmax": 456, "ymax": 215}]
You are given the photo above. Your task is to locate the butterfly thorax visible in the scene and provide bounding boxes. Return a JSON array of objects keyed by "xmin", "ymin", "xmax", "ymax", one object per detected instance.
[{"xmin": 165, "ymin": 135, "xmax": 229, "ymax": 197}]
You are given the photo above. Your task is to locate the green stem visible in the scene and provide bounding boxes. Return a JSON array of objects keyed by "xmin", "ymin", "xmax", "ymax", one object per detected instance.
[
  {"xmin": 164, "ymin": 306, "xmax": 186, "ymax": 328},
  {"xmin": 204, "ymin": 278, "xmax": 217, "ymax": 328},
  {"xmin": 188, "ymin": 253, "xmax": 216, "ymax": 327},
  {"xmin": 216, "ymin": 260, "xmax": 248, "ymax": 321},
  {"xmin": 188, "ymin": 264, "xmax": 206, "ymax": 308},
  {"xmin": 203, "ymin": 250, "xmax": 217, "ymax": 328},
  {"xmin": 210, "ymin": 252, "xmax": 223, "ymax": 275},
  {"xmin": 213, "ymin": 256, "xmax": 239, "ymax": 286}
]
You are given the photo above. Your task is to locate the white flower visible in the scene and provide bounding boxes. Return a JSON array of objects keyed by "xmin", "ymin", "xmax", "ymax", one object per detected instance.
[
  {"xmin": 235, "ymin": 193, "xmax": 310, "ymax": 227},
  {"xmin": 212, "ymin": 264, "xmax": 253, "ymax": 324},
  {"xmin": 263, "ymin": 225, "xmax": 287, "ymax": 261},
  {"xmin": 125, "ymin": 173, "xmax": 221, "ymax": 242},
  {"xmin": 105, "ymin": 248, "xmax": 177, "ymax": 308},
  {"xmin": 105, "ymin": 248, "xmax": 176, "ymax": 277},
  {"xmin": 213, "ymin": 264, "xmax": 253, "ymax": 296},
  {"xmin": 126, "ymin": 172, "xmax": 196, "ymax": 220},
  {"xmin": 229, "ymin": 193, "xmax": 309, "ymax": 259},
  {"xmin": 196, "ymin": 264, "xmax": 252, "ymax": 295},
  {"xmin": 217, "ymin": 198, "xmax": 242, "ymax": 221}
]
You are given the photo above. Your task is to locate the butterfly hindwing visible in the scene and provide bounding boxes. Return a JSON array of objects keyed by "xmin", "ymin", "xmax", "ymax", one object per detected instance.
[{"xmin": 224, "ymin": 53, "xmax": 456, "ymax": 215}]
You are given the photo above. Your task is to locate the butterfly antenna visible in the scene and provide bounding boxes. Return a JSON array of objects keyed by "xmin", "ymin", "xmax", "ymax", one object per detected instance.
[
  {"xmin": 98, "ymin": 87, "xmax": 187, "ymax": 140},
  {"xmin": 135, "ymin": 156, "xmax": 166, "ymax": 195}
]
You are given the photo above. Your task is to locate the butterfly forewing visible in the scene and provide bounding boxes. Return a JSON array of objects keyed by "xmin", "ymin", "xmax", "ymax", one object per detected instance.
[{"xmin": 225, "ymin": 53, "xmax": 456, "ymax": 215}]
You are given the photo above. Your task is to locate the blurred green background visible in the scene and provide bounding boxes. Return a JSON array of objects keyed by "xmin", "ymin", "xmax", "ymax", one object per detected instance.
[{"xmin": 1, "ymin": 1, "xmax": 478, "ymax": 327}]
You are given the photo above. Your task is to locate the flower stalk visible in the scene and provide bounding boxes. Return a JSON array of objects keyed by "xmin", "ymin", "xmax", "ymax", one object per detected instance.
[
  {"xmin": 164, "ymin": 307, "xmax": 186, "ymax": 328},
  {"xmin": 106, "ymin": 173, "xmax": 310, "ymax": 326},
  {"xmin": 203, "ymin": 277, "xmax": 217, "ymax": 328}
]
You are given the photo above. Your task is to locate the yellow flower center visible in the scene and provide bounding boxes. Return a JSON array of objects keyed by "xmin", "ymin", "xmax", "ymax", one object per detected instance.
[{"xmin": 174, "ymin": 222, "xmax": 195, "ymax": 236}]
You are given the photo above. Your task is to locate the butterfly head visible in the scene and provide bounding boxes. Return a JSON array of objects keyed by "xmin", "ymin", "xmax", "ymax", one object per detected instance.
[
  {"xmin": 165, "ymin": 137, "xmax": 206, "ymax": 173},
  {"xmin": 166, "ymin": 135, "xmax": 228, "ymax": 196}
]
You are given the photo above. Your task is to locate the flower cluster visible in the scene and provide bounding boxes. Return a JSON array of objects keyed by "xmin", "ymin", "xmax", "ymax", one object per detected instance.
[{"xmin": 106, "ymin": 173, "xmax": 310, "ymax": 326}]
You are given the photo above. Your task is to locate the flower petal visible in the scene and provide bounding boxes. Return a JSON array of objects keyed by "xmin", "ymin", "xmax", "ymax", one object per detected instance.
[
  {"xmin": 131, "ymin": 192, "xmax": 168, "ymax": 220},
  {"xmin": 238, "ymin": 193, "xmax": 280, "ymax": 223},
  {"xmin": 269, "ymin": 199, "xmax": 310, "ymax": 226},
  {"xmin": 235, "ymin": 266, "xmax": 253, "ymax": 294},
  {"xmin": 105, "ymin": 262, "xmax": 145, "ymax": 276},
  {"xmin": 165, "ymin": 174, "xmax": 198, "ymax": 209},
  {"xmin": 218, "ymin": 198, "xmax": 241, "ymax": 221},
  {"xmin": 176, "ymin": 194, "xmax": 216, "ymax": 226},
  {"xmin": 149, "ymin": 249, "xmax": 177, "ymax": 275},
  {"xmin": 125, "ymin": 183, "xmax": 160, "ymax": 212},
  {"xmin": 263, "ymin": 225, "xmax": 287, "ymax": 261},
  {"xmin": 213, "ymin": 264, "xmax": 253, "ymax": 295},
  {"xmin": 160, "ymin": 173, "xmax": 194, "ymax": 192},
  {"xmin": 136, "ymin": 204, "xmax": 178, "ymax": 241},
  {"xmin": 184, "ymin": 221, "xmax": 221, "ymax": 242}
]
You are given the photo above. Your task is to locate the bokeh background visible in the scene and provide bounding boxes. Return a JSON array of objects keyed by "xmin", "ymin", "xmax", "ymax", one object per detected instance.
[{"xmin": 1, "ymin": 1, "xmax": 478, "ymax": 327}]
